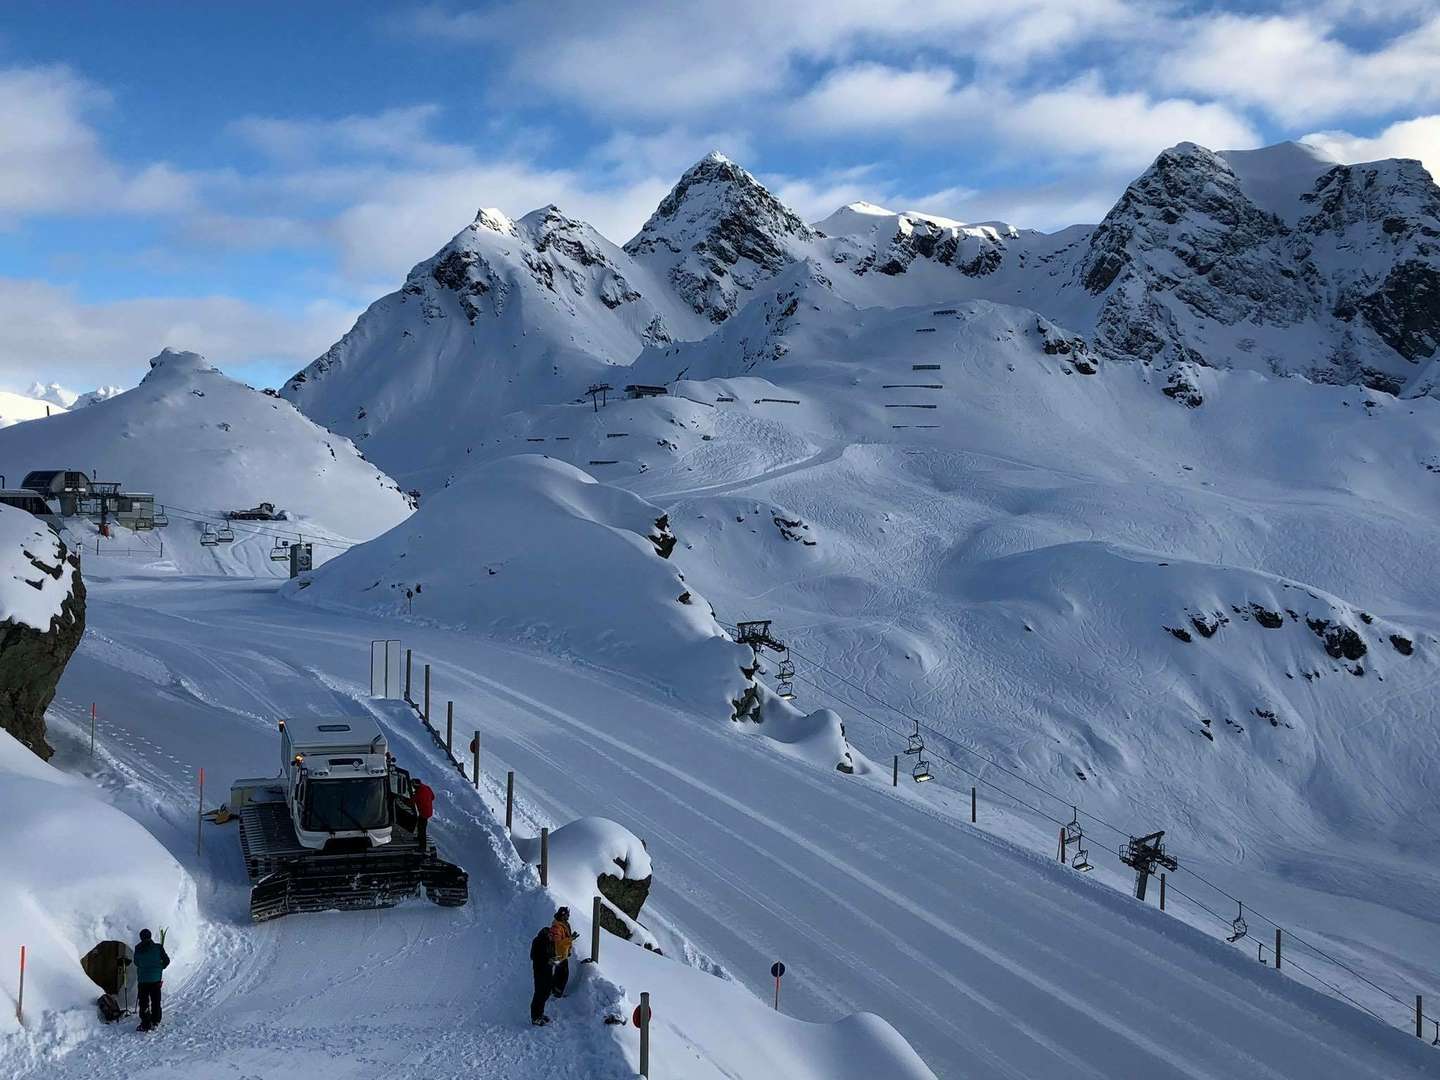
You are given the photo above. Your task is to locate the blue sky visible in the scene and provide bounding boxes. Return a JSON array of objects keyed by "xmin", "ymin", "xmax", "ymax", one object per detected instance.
[{"xmin": 2, "ymin": 0, "xmax": 1437, "ymax": 393}]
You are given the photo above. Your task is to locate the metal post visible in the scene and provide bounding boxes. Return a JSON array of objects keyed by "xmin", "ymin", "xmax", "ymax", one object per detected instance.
[
  {"xmin": 90, "ymin": 702, "xmax": 96, "ymax": 756},
  {"xmin": 472, "ymin": 731, "xmax": 480, "ymax": 789},
  {"xmin": 506, "ymin": 770, "xmax": 514, "ymax": 831},
  {"xmin": 892, "ymin": 754, "xmax": 898, "ymax": 787},
  {"xmin": 1418, "ymin": 995, "xmax": 1424, "ymax": 1039},
  {"xmin": 1058, "ymin": 827, "xmax": 1067, "ymax": 863},
  {"xmin": 540, "ymin": 827, "xmax": 549, "ymax": 887},
  {"xmin": 196, "ymin": 767, "xmax": 204, "ymax": 856},
  {"xmin": 1275, "ymin": 928, "xmax": 1281, "ymax": 970},
  {"xmin": 639, "ymin": 992, "xmax": 651, "ymax": 1078},
  {"xmin": 591, "ymin": 895, "xmax": 602, "ymax": 964},
  {"xmin": 405, "ymin": 649, "xmax": 413, "ymax": 702},
  {"xmin": 446, "ymin": 701, "xmax": 454, "ymax": 754},
  {"xmin": 15, "ymin": 945, "xmax": 24, "ymax": 1024},
  {"xmin": 423, "ymin": 664, "xmax": 431, "ymax": 724},
  {"xmin": 971, "ymin": 786, "xmax": 976, "ymax": 823},
  {"xmin": 1159, "ymin": 872, "xmax": 1166, "ymax": 911}
]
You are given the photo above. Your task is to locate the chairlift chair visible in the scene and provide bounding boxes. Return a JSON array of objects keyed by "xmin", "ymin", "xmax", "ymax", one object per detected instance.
[
  {"xmin": 200, "ymin": 524, "xmax": 219, "ymax": 547},
  {"xmin": 153, "ymin": 506, "xmax": 169, "ymax": 528},
  {"xmin": 1070, "ymin": 841, "xmax": 1094, "ymax": 873},
  {"xmin": 776, "ymin": 655, "xmax": 796, "ymax": 700},
  {"xmin": 1226, "ymin": 902, "xmax": 1248, "ymax": 944},
  {"xmin": 269, "ymin": 539, "xmax": 291, "ymax": 562},
  {"xmin": 911, "ymin": 755, "xmax": 934, "ymax": 783},
  {"xmin": 216, "ymin": 522, "xmax": 235, "ymax": 543}
]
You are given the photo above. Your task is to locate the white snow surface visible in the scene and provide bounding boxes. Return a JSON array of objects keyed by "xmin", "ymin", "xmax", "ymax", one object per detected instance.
[
  {"xmin": 0, "ymin": 726, "xmax": 198, "ymax": 1061},
  {"xmin": 0, "ymin": 390, "xmax": 65, "ymax": 429},
  {"xmin": 0, "ymin": 503, "xmax": 78, "ymax": 630},
  {"xmin": 287, "ymin": 454, "xmax": 754, "ymax": 719},
  {"xmin": 0, "ymin": 349, "xmax": 412, "ymax": 574}
]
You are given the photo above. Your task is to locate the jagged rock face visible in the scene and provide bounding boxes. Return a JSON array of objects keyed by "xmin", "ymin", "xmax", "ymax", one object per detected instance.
[
  {"xmin": 596, "ymin": 869, "xmax": 652, "ymax": 939},
  {"xmin": 625, "ymin": 152, "xmax": 818, "ymax": 323},
  {"xmin": 0, "ymin": 537, "xmax": 85, "ymax": 760},
  {"xmin": 1298, "ymin": 161, "xmax": 1440, "ymax": 363},
  {"xmin": 844, "ymin": 212, "xmax": 1010, "ymax": 279},
  {"xmin": 1077, "ymin": 143, "xmax": 1440, "ymax": 393}
]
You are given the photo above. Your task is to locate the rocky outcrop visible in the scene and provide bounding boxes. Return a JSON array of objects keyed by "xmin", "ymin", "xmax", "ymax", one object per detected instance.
[
  {"xmin": 0, "ymin": 537, "xmax": 85, "ymax": 760},
  {"xmin": 597, "ymin": 868, "xmax": 652, "ymax": 939},
  {"xmin": 625, "ymin": 152, "xmax": 818, "ymax": 323}
]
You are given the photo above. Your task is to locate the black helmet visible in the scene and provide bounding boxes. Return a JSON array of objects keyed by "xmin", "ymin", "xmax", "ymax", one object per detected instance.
[
  {"xmin": 139, "ymin": 928, "xmax": 153, "ymax": 941},
  {"xmin": 555, "ymin": 907, "xmax": 570, "ymax": 921}
]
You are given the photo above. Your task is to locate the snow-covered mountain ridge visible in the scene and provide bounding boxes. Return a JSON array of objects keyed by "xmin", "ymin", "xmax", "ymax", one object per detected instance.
[{"xmin": 283, "ymin": 140, "xmax": 1440, "ymax": 492}]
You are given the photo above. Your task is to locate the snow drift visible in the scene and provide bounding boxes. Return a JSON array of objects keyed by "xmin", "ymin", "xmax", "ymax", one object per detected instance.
[
  {"xmin": 287, "ymin": 454, "xmax": 754, "ymax": 717},
  {"xmin": 0, "ymin": 726, "xmax": 197, "ymax": 1055}
]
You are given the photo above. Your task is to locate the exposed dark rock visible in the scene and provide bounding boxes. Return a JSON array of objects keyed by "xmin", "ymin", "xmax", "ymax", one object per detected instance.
[
  {"xmin": 597, "ymin": 867, "xmax": 652, "ymax": 939},
  {"xmin": 1250, "ymin": 604, "xmax": 1284, "ymax": 628},
  {"xmin": 1390, "ymin": 634, "xmax": 1414, "ymax": 656},
  {"xmin": 1164, "ymin": 626, "xmax": 1193, "ymax": 643},
  {"xmin": 1306, "ymin": 617, "xmax": 1367, "ymax": 660},
  {"xmin": 1189, "ymin": 611, "xmax": 1228, "ymax": 638},
  {"xmin": 0, "ymin": 541, "xmax": 85, "ymax": 759}
]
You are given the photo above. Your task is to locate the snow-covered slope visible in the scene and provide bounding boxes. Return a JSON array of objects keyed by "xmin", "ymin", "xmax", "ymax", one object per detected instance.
[
  {"xmin": 0, "ymin": 390, "xmax": 65, "ymax": 429},
  {"xmin": 0, "ymin": 349, "xmax": 411, "ymax": 573},
  {"xmin": 0, "ymin": 723, "xmax": 197, "ymax": 1064}
]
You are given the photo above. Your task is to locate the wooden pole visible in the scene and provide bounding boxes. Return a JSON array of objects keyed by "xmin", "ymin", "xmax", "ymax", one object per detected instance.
[
  {"xmin": 1058, "ymin": 827, "xmax": 1067, "ymax": 863},
  {"xmin": 405, "ymin": 649, "xmax": 413, "ymax": 702},
  {"xmin": 196, "ymin": 767, "xmax": 204, "ymax": 856},
  {"xmin": 446, "ymin": 701, "xmax": 454, "ymax": 754},
  {"xmin": 892, "ymin": 754, "xmax": 898, "ymax": 787},
  {"xmin": 506, "ymin": 770, "xmax": 514, "ymax": 831},
  {"xmin": 472, "ymin": 731, "xmax": 480, "ymax": 789},
  {"xmin": 15, "ymin": 945, "xmax": 24, "ymax": 1025},
  {"xmin": 423, "ymin": 664, "xmax": 431, "ymax": 723},
  {"xmin": 970, "ymin": 786, "xmax": 976, "ymax": 823},
  {"xmin": 639, "ymin": 991, "xmax": 651, "ymax": 1077},
  {"xmin": 1274, "ymin": 928, "xmax": 1281, "ymax": 970},
  {"xmin": 1159, "ymin": 872, "xmax": 1166, "ymax": 911},
  {"xmin": 591, "ymin": 895, "xmax": 601, "ymax": 964},
  {"xmin": 540, "ymin": 827, "xmax": 549, "ymax": 887}
]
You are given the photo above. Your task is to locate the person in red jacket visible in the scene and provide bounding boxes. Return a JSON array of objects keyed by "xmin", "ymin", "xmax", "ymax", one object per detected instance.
[{"xmin": 411, "ymin": 778, "xmax": 435, "ymax": 850}]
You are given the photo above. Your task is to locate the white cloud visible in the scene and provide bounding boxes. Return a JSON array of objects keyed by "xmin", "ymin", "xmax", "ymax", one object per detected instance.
[
  {"xmin": 1157, "ymin": 12, "xmax": 1440, "ymax": 125},
  {"xmin": 0, "ymin": 278, "xmax": 355, "ymax": 390},
  {"xmin": 1301, "ymin": 115, "xmax": 1440, "ymax": 178},
  {"xmin": 789, "ymin": 65, "xmax": 1258, "ymax": 170},
  {"xmin": 0, "ymin": 65, "xmax": 197, "ymax": 221}
]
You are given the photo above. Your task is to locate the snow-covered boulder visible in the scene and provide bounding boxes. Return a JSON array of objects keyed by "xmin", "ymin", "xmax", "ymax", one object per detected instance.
[
  {"xmin": 0, "ymin": 349, "xmax": 413, "ymax": 573},
  {"xmin": 287, "ymin": 454, "xmax": 755, "ymax": 717},
  {"xmin": 0, "ymin": 506, "xmax": 83, "ymax": 759},
  {"xmin": 517, "ymin": 816, "xmax": 654, "ymax": 941},
  {"xmin": 0, "ymin": 726, "xmax": 196, "ymax": 1054}
]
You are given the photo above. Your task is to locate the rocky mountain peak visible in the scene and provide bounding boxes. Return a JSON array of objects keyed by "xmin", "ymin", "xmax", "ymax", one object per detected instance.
[{"xmin": 624, "ymin": 152, "xmax": 818, "ymax": 324}]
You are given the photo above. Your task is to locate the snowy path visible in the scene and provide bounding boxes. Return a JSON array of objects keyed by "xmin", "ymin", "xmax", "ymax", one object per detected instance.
[{"xmin": 39, "ymin": 574, "xmax": 1438, "ymax": 1080}]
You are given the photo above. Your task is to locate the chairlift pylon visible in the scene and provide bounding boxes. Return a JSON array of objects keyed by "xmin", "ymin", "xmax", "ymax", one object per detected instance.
[{"xmin": 1226, "ymin": 901, "xmax": 1248, "ymax": 944}]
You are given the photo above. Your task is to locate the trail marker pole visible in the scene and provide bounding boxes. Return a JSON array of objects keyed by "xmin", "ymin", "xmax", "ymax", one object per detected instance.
[
  {"xmin": 446, "ymin": 701, "xmax": 454, "ymax": 754},
  {"xmin": 423, "ymin": 664, "xmax": 431, "ymax": 724},
  {"xmin": 405, "ymin": 649, "xmax": 413, "ymax": 703},
  {"xmin": 638, "ymin": 992, "xmax": 651, "ymax": 1077},
  {"xmin": 1275, "ymin": 928, "xmax": 1281, "ymax": 970},
  {"xmin": 196, "ymin": 768, "xmax": 204, "ymax": 856},
  {"xmin": 591, "ymin": 895, "xmax": 602, "ymax": 964},
  {"xmin": 506, "ymin": 770, "xmax": 514, "ymax": 831},
  {"xmin": 1058, "ymin": 827, "xmax": 1067, "ymax": 864},
  {"xmin": 1159, "ymin": 872, "xmax": 1166, "ymax": 911},
  {"xmin": 90, "ymin": 702, "xmax": 96, "ymax": 756},
  {"xmin": 771, "ymin": 962, "xmax": 786, "ymax": 1010},
  {"xmin": 15, "ymin": 946, "xmax": 24, "ymax": 1025},
  {"xmin": 970, "ymin": 786, "xmax": 976, "ymax": 823},
  {"xmin": 540, "ymin": 827, "xmax": 549, "ymax": 887},
  {"xmin": 1418, "ymin": 995, "xmax": 1424, "ymax": 1039},
  {"xmin": 471, "ymin": 732, "xmax": 480, "ymax": 789},
  {"xmin": 892, "ymin": 755, "xmax": 898, "ymax": 787}
]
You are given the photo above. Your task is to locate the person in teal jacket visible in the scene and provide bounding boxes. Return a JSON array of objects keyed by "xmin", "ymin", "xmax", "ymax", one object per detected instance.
[{"xmin": 133, "ymin": 929, "xmax": 170, "ymax": 1031}]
